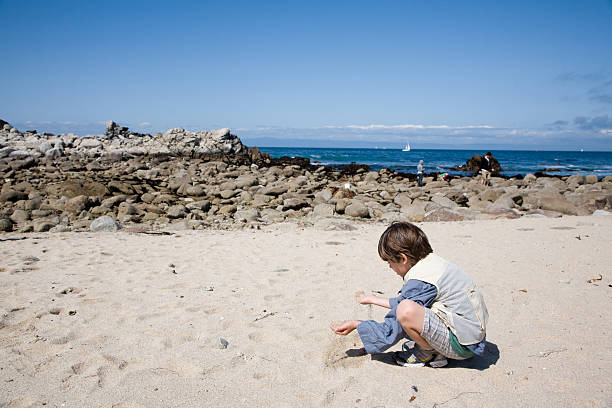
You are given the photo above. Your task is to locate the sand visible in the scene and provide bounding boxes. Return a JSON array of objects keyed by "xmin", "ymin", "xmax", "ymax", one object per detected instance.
[{"xmin": 1, "ymin": 215, "xmax": 611, "ymax": 407}]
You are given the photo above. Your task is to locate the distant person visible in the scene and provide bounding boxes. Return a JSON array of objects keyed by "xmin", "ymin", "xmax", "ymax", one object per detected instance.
[
  {"xmin": 480, "ymin": 152, "xmax": 493, "ymax": 186},
  {"xmin": 417, "ymin": 160, "xmax": 425, "ymax": 187},
  {"xmin": 330, "ymin": 222, "xmax": 488, "ymax": 368}
]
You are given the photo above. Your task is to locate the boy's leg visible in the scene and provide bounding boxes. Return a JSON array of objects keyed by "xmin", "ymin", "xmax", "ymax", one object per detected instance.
[
  {"xmin": 395, "ymin": 299, "xmax": 431, "ymax": 350},
  {"xmin": 397, "ymin": 300, "xmax": 468, "ymax": 361}
]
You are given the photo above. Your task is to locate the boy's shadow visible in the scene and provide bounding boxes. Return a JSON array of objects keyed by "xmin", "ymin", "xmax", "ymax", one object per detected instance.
[{"xmin": 363, "ymin": 341, "xmax": 500, "ymax": 370}]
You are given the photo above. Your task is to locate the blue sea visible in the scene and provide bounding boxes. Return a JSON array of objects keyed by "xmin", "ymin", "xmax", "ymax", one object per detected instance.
[{"xmin": 259, "ymin": 147, "xmax": 612, "ymax": 177}]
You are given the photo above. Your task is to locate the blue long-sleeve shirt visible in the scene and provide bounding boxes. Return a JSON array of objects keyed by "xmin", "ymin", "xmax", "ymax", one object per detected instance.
[{"xmin": 356, "ymin": 279, "xmax": 486, "ymax": 356}]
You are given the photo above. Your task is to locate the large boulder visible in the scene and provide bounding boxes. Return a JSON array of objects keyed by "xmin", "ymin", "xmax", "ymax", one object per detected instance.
[
  {"xmin": 90, "ymin": 216, "xmax": 121, "ymax": 232},
  {"xmin": 400, "ymin": 199, "xmax": 427, "ymax": 222},
  {"xmin": 538, "ymin": 195, "xmax": 581, "ymax": 216},
  {"xmin": 453, "ymin": 154, "xmax": 502, "ymax": 173},
  {"xmin": 46, "ymin": 180, "xmax": 109, "ymax": 198},
  {"xmin": 344, "ymin": 200, "xmax": 369, "ymax": 218}
]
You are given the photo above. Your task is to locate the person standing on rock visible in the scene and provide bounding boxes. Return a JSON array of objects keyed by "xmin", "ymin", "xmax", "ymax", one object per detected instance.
[
  {"xmin": 417, "ymin": 160, "xmax": 425, "ymax": 187},
  {"xmin": 480, "ymin": 152, "xmax": 493, "ymax": 186}
]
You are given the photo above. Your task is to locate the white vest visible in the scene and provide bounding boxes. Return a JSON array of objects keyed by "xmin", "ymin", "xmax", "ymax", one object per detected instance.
[{"xmin": 407, "ymin": 253, "xmax": 488, "ymax": 345}]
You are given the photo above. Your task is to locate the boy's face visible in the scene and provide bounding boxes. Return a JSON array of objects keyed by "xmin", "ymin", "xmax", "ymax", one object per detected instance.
[{"xmin": 387, "ymin": 253, "xmax": 412, "ymax": 278}]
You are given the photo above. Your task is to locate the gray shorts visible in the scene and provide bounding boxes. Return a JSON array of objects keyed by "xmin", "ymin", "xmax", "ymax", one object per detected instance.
[{"xmin": 420, "ymin": 308, "xmax": 467, "ymax": 360}]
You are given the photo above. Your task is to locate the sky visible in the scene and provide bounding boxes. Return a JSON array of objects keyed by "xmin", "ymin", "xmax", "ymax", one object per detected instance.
[{"xmin": 1, "ymin": 0, "xmax": 611, "ymax": 150}]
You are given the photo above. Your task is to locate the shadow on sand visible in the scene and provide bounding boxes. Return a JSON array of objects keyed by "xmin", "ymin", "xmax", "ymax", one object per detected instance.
[{"xmin": 347, "ymin": 341, "xmax": 499, "ymax": 370}]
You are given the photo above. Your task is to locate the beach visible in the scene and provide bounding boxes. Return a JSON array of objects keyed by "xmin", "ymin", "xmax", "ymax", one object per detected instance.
[{"xmin": 1, "ymin": 215, "xmax": 611, "ymax": 407}]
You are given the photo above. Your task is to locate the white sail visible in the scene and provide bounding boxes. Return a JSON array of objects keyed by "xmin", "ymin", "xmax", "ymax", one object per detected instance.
[{"xmin": 402, "ymin": 142, "xmax": 411, "ymax": 152}]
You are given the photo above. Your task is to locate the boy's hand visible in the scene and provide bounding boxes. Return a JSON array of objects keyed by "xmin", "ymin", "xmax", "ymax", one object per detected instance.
[
  {"xmin": 329, "ymin": 320, "xmax": 359, "ymax": 336},
  {"xmin": 354, "ymin": 290, "xmax": 367, "ymax": 303}
]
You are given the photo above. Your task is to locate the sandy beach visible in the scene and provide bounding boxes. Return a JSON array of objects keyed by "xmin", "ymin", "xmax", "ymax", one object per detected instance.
[{"xmin": 1, "ymin": 215, "xmax": 611, "ymax": 407}]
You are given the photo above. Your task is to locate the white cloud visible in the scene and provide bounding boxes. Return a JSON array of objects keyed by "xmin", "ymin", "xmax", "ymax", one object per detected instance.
[
  {"xmin": 322, "ymin": 123, "xmax": 493, "ymax": 131},
  {"xmin": 139, "ymin": 122, "xmax": 152, "ymax": 127}
]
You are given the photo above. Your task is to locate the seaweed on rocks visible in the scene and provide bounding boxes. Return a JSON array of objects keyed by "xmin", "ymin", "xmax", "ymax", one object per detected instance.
[{"xmin": 333, "ymin": 162, "xmax": 371, "ymax": 175}]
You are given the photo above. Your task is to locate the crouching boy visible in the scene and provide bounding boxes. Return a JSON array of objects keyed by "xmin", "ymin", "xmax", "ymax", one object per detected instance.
[{"xmin": 330, "ymin": 222, "xmax": 488, "ymax": 367}]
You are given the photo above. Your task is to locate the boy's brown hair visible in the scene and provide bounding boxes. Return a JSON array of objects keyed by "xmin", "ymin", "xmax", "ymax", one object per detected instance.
[{"xmin": 378, "ymin": 222, "xmax": 433, "ymax": 265}]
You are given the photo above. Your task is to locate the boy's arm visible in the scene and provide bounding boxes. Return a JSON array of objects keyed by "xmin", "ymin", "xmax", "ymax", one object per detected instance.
[
  {"xmin": 358, "ymin": 293, "xmax": 391, "ymax": 309},
  {"xmin": 329, "ymin": 320, "xmax": 359, "ymax": 336}
]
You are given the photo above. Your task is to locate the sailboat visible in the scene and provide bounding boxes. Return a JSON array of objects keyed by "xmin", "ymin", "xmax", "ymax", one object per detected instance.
[{"xmin": 402, "ymin": 142, "xmax": 411, "ymax": 152}]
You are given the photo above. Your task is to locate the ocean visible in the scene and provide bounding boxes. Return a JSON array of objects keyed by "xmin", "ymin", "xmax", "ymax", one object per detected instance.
[{"xmin": 258, "ymin": 147, "xmax": 612, "ymax": 177}]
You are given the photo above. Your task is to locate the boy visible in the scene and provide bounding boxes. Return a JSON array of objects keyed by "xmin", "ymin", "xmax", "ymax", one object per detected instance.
[{"xmin": 330, "ymin": 222, "xmax": 488, "ymax": 367}]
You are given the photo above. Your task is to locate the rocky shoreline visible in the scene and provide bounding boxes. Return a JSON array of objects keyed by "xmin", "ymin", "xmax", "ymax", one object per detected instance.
[{"xmin": 1, "ymin": 120, "xmax": 611, "ymax": 233}]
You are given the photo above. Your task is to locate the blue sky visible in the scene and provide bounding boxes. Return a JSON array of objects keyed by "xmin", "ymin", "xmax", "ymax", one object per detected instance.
[{"xmin": 1, "ymin": 0, "xmax": 611, "ymax": 150}]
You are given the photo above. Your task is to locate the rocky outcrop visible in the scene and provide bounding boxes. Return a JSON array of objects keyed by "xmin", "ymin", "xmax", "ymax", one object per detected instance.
[
  {"xmin": 0, "ymin": 120, "xmax": 268, "ymax": 166},
  {"xmin": 1, "ymin": 120, "xmax": 610, "ymax": 233},
  {"xmin": 452, "ymin": 154, "xmax": 502, "ymax": 173}
]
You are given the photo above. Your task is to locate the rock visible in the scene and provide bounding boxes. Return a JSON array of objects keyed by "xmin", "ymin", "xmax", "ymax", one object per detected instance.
[
  {"xmin": 220, "ymin": 189, "xmax": 239, "ymax": 199},
  {"xmin": 260, "ymin": 208, "xmax": 284, "ymax": 223},
  {"xmin": 34, "ymin": 220, "xmax": 57, "ymax": 232},
  {"xmin": 50, "ymin": 225, "xmax": 71, "ymax": 233},
  {"xmin": 454, "ymin": 154, "xmax": 502, "ymax": 173},
  {"xmin": 102, "ymin": 195, "xmax": 127, "ymax": 208},
  {"xmin": 431, "ymin": 194, "xmax": 458, "ymax": 209},
  {"xmin": 79, "ymin": 138, "xmax": 102, "ymax": 149},
  {"xmin": 0, "ymin": 190, "xmax": 28, "ymax": 203},
  {"xmin": 90, "ymin": 216, "xmax": 121, "ymax": 232},
  {"xmin": 38, "ymin": 142, "xmax": 53, "ymax": 154},
  {"xmin": 64, "ymin": 195, "xmax": 90, "ymax": 214},
  {"xmin": 490, "ymin": 193, "xmax": 519, "ymax": 210},
  {"xmin": 108, "ymin": 181, "xmax": 135, "ymax": 195},
  {"xmin": 424, "ymin": 181, "xmax": 449, "ymax": 190},
  {"xmin": 379, "ymin": 211, "xmax": 404, "ymax": 223},
  {"xmin": 217, "ymin": 204, "xmax": 237, "ymax": 215},
  {"xmin": 566, "ymin": 175, "xmax": 585, "ymax": 185},
  {"xmin": 344, "ymin": 201, "xmax": 369, "ymax": 218},
  {"xmin": 524, "ymin": 174, "xmax": 537, "ymax": 183},
  {"xmin": 538, "ymin": 195, "xmax": 580, "ymax": 216},
  {"xmin": 186, "ymin": 200, "xmax": 211, "ymax": 212},
  {"xmin": 219, "ymin": 181, "xmax": 237, "ymax": 191},
  {"xmin": 424, "ymin": 207, "xmax": 465, "ymax": 222},
  {"xmin": 481, "ymin": 208, "xmax": 521, "ymax": 219},
  {"xmin": 235, "ymin": 176, "xmax": 258, "ymax": 189},
  {"xmin": 234, "ymin": 209, "xmax": 259, "ymax": 222},
  {"xmin": 260, "ymin": 185, "xmax": 289, "ymax": 196},
  {"xmin": 312, "ymin": 203, "xmax": 335, "ymax": 217},
  {"xmin": 585, "ymin": 175, "xmax": 598, "ymax": 184},
  {"xmin": 282, "ymin": 198, "xmax": 309, "ymax": 211},
  {"xmin": 400, "ymin": 199, "xmax": 427, "ymax": 222},
  {"xmin": 166, "ymin": 205, "xmax": 188, "ymax": 219},
  {"xmin": 393, "ymin": 192, "xmax": 413, "ymax": 208},
  {"xmin": 480, "ymin": 189, "xmax": 502, "ymax": 202},
  {"xmin": 25, "ymin": 197, "xmax": 42, "ymax": 210},
  {"xmin": 141, "ymin": 193, "xmax": 155, "ymax": 203},
  {"xmin": 10, "ymin": 209, "xmax": 30, "ymax": 223},
  {"xmin": 364, "ymin": 171, "xmax": 379, "ymax": 182},
  {"xmin": 335, "ymin": 198, "xmax": 351, "ymax": 214},
  {"xmin": 183, "ymin": 184, "xmax": 206, "ymax": 197},
  {"xmin": 9, "ymin": 150, "xmax": 32, "ymax": 159},
  {"xmin": 118, "ymin": 202, "xmax": 139, "ymax": 215},
  {"xmin": 46, "ymin": 180, "xmax": 109, "ymax": 199},
  {"xmin": 0, "ymin": 218, "xmax": 13, "ymax": 232},
  {"xmin": 45, "ymin": 147, "xmax": 64, "ymax": 160}
]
